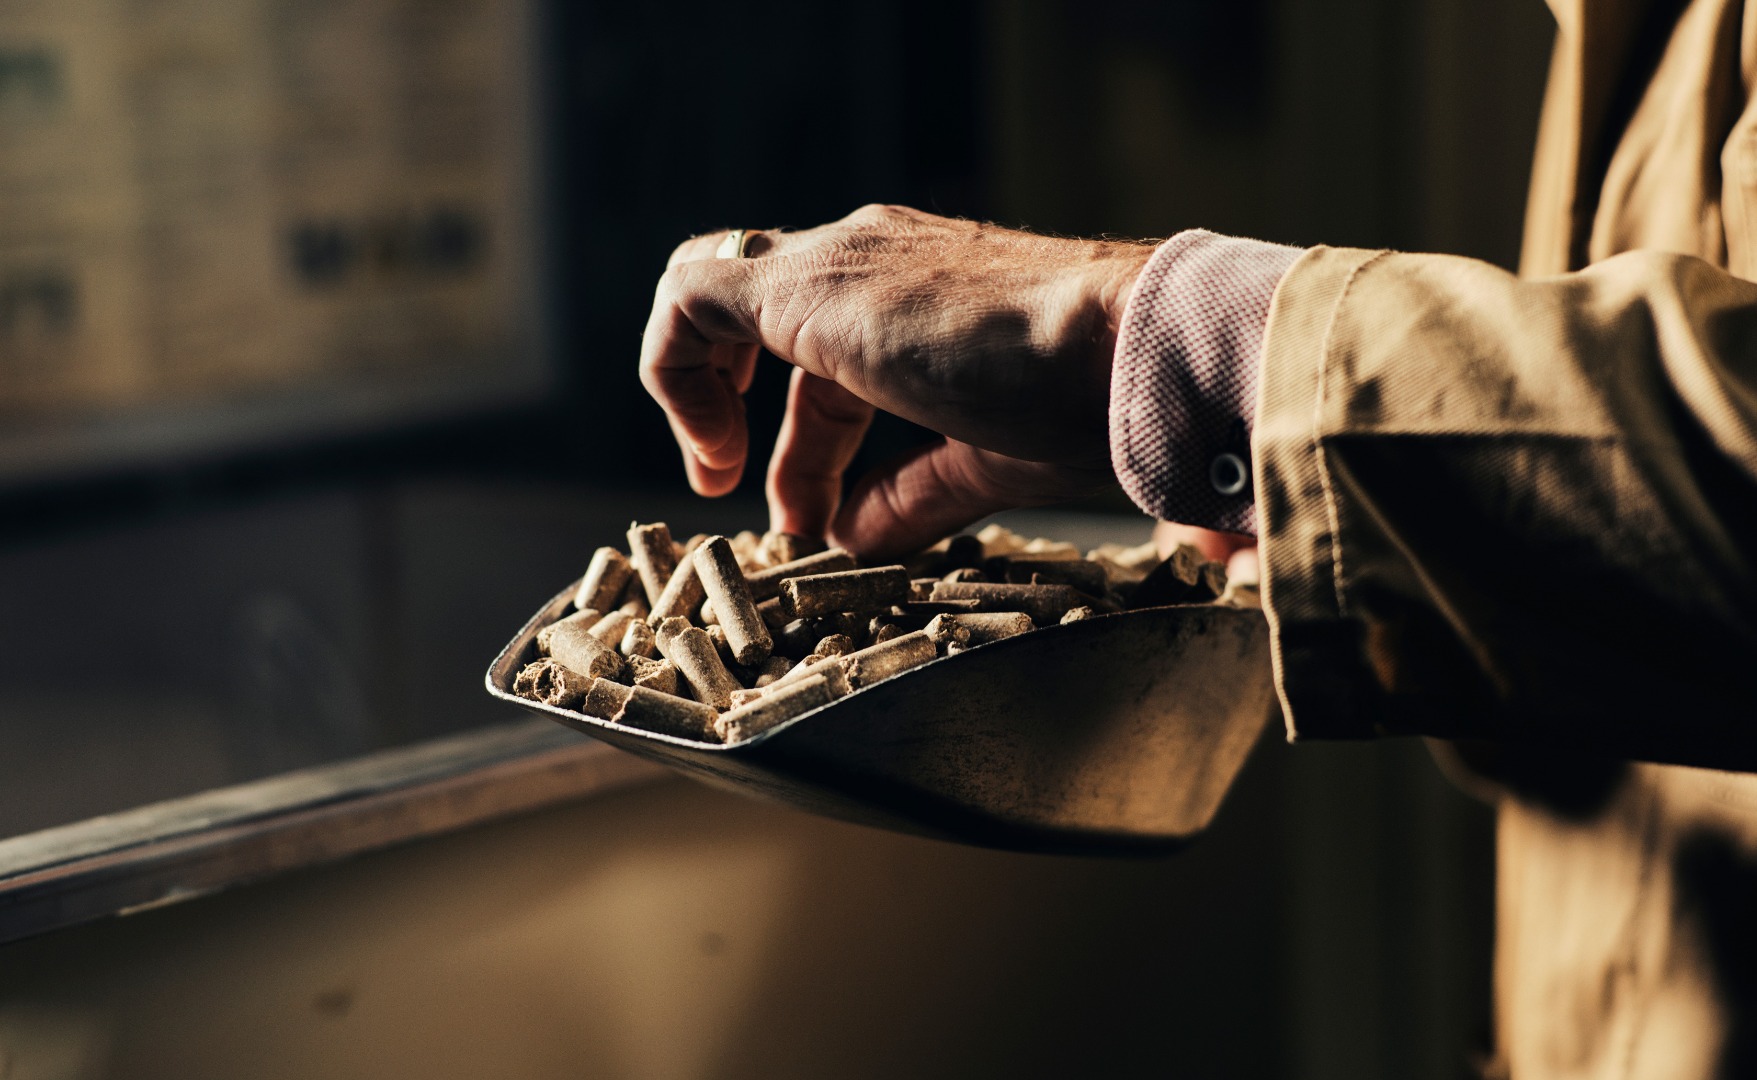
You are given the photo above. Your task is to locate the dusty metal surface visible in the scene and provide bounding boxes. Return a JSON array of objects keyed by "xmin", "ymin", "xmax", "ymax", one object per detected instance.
[{"xmin": 487, "ymin": 582, "xmax": 1277, "ymax": 854}]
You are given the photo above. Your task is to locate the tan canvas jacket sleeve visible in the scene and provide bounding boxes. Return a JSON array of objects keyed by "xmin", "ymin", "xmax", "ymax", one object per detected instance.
[{"xmin": 1256, "ymin": 246, "xmax": 1757, "ymax": 768}]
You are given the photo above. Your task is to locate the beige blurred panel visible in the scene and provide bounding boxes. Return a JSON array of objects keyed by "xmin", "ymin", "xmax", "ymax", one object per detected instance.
[
  {"xmin": 0, "ymin": 0, "xmax": 151, "ymax": 409},
  {"xmin": 0, "ymin": 0, "xmax": 531, "ymax": 416},
  {"xmin": 0, "ymin": 773, "xmax": 1295, "ymax": 1080},
  {"xmin": 264, "ymin": 0, "xmax": 531, "ymax": 392}
]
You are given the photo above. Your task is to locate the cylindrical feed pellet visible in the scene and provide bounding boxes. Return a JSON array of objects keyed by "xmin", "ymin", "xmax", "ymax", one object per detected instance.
[
  {"xmin": 838, "ymin": 630, "xmax": 936, "ymax": 688},
  {"xmin": 514, "ymin": 659, "xmax": 594, "ymax": 708},
  {"xmin": 581, "ymin": 678, "xmax": 633, "ymax": 720},
  {"xmin": 928, "ymin": 581, "xmax": 1087, "ymax": 625},
  {"xmin": 813, "ymin": 633, "xmax": 856, "ymax": 657},
  {"xmin": 647, "ymin": 554, "xmax": 705, "ymax": 628},
  {"xmin": 626, "ymin": 655, "xmax": 681, "ymax": 696},
  {"xmin": 694, "ymin": 535, "xmax": 773, "ymax": 665},
  {"xmin": 761, "ymin": 652, "xmax": 851, "ymax": 696},
  {"xmin": 753, "ymin": 655, "xmax": 794, "ymax": 687},
  {"xmin": 943, "ymin": 611, "xmax": 1034, "ymax": 644},
  {"xmin": 743, "ymin": 547, "xmax": 858, "ymax": 602},
  {"xmin": 545, "ymin": 621, "xmax": 625, "ymax": 681},
  {"xmin": 587, "ymin": 609, "xmax": 634, "ymax": 646},
  {"xmin": 1003, "ymin": 556, "xmax": 1109, "ymax": 596},
  {"xmin": 607, "ymin": 682, "xmax": 721, "ymax": 741},
  {"xmin": 654, "ymin": 616, "xmax": 742, "ymax": 711},
  {"xmin": 575, "ymin": 547, "xmax": 634, "ymax": 613},
  {"xmin": 924, "ymin": 613, "xmax": 973, "ymax": 650},
  {"xmin": 780, "ymin": 565, "xmax": 911, "ymax": 618},
  {"xmin": 620, "ymin": 618, "xmax": 657, "ymax": 658},
  {"xmin": 757, "ymin": 531, "xmax": 826, "ymax": 567},
  {"xmin": 714, "ymin": 674, "xmax": 841, "ymax": 743},
  {"xmin": 627, "ymin": 522, "xmax": 679, "ymax": 607},
  {"xmin": 537, "ymin": 608, "xmax": 603, "ymax": 654}
]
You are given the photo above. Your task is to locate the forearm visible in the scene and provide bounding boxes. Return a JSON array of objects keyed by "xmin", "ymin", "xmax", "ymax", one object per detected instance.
[{"xmin": 1256, "ymin": 246, "xmax": 1757, "ymax": 767}]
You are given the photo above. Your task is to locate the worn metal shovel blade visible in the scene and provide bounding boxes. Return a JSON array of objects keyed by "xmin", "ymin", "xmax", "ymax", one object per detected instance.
[{"xmin": 486, "ymin": 581, "xmax": 1275, "ymax": 854}]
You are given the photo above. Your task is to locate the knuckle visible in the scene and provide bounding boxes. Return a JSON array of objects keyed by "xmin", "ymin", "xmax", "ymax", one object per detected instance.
[
  {"xmin": 662, "ymin": 261, "xmax": 717, "ymax": 310},
  {"xmin": 845, "ymin": 202, "xmax": 912, "ymax": 227},
  {"xmin": 653, "ymin": 263, "xmax": 689, "ymax": 303},
  {"xmin": 670, "ymin": 261, "xmax": 756, "ymax": 341}
]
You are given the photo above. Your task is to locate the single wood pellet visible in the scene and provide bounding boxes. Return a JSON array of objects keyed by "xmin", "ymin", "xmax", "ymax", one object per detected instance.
[
  {"xmin": 839, "ymin": 630, "xmax": 936, "ymax": 689},
  {"xmin": 546, "ymin": 620, "xmax": 624, "ymax": 681},
  {"xmin": 780, "ymin": 565, "xmax": 911, "ymax": 618},
  {"xmin": 514, "ymin": 658, "xmax": 594, "ymax": 708},
  {"xmin": 761, "ymin": 652, "xmax": 851, "ymax": 697},
  {"xmin": 655, "ymin": 616, "xmax": 742, "ymax": 711},
  {"xmin": 928, "ymin": 581, "xmax": 1088, "ymax": 626},
  {"xmin": 694, "ymin": 535, "xmax": 774, "ymax": 665},
  {"xmin": 582, "ymin": 678, "xmax": 632, "ymax": 719},
  {"xmin": 752, "ymin": 655, "xmax": 794, "ymax": 687},
  {"xmin": 626, "ymin": 654, "xmax": 681, "ymax": 696},
  {"xmin": 594, "ymin": 679, "xmax": 720, "ymax": 740},
  {"xmin": 647, "ymin": 553, "xmax": 705, "ymax": 628},
  {"xmin": 924, "ymin": 613, "xmax": 972, "ymax": 650},
  {"xmin": 814, "ymin": 633, "xmax": 856, "ymax": 657},
  {"xmin": 744, "ymin": 547, "xmax": 858, "ymax": 602},
  {"xmin": 620, "ymin": 618, "xmax": 657, "ymax": 659},
  {"xmin": 575, "ymin": 547, "xmax": 634, "ymax": 613},
  {"xmin": 627, "ymin": 522, "xmax": 679, "ymax": 607},
  {"xmin": 537, "ymin": 608, "xmax": 602, "ymax": 654},
  {"xmin": 1004, "ymin": 556, "xmax": 1109, "ymax": 595},
  {"xmin": 944, "ymin": 611, "xmax": 1035, "ymax": 644},
  {"xmin": 756, "ymin": 531, "xmax": 827, "ymax": 568},
  {"xmin": 587, "ymin": 609, "xmax": 635, "ymax": 647},
  {"xmin": 714, "ymin": 673, "xmax": 842, "ymax": 743}
]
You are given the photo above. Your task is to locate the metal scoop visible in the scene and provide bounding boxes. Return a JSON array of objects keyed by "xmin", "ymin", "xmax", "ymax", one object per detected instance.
[{"xmin": 486, "ymin": 580, "xmax": 1275, "ymax": 854}]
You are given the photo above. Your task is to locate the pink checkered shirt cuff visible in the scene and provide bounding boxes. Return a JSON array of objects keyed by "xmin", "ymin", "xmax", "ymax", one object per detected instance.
[{"xmin": 1109, "ymin": 229, "xmax": 1302, "ymax": 536}]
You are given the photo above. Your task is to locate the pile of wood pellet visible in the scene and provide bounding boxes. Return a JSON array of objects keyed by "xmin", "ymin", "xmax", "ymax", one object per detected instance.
[{"xmin": 512, "ymin": 522, "xmax": 1252, "ymax": 746}]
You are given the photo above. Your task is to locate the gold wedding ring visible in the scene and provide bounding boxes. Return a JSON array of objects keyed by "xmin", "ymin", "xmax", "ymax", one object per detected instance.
[{"xmin": 715, "ymin": 229, "xmax": 755, "ymax": 259}]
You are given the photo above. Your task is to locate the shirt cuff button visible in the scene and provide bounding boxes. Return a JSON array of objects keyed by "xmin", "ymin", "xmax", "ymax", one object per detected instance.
[{"xmin": 1209, "ymin": 451, "xmax": 1249, "ymax": 496}]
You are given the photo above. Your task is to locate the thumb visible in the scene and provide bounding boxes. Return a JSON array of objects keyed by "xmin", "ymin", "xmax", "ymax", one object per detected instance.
[{"xmin": 830, "ymin": 440, "xmax": 1113, "ymax": 560}]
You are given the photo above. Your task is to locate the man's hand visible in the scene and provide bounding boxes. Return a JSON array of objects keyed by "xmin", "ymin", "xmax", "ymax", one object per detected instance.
[{"xmin": 640, "ymin": 204, "xmax": 1154, "ymax": 558}]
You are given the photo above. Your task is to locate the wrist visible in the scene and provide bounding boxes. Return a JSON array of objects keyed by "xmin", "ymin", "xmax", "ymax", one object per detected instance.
[
  {"xmin": 1039, "ymin": 240, "xmax": 1156, "ymax": 396},
  {"xmin": 1094, "ymin": 243, "xmax": 1158, "ymax": 350}
]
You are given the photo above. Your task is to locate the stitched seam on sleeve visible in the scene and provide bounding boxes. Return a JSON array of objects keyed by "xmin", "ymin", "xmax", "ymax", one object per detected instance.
[{"xmin": 1310, "ymin": 250, "xmax": 1392, "ymax": 619}]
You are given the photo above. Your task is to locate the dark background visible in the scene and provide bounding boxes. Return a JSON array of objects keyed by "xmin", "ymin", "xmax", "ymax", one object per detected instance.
[{"xmin": 0, "ymin": 2, "xmax": 1558, "ymax": 1077}]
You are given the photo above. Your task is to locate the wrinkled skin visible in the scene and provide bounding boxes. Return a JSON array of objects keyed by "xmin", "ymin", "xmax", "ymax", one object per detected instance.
[{"xmin": 640, "ymin": 203, "xmax": 1251, "ymax": 563}]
